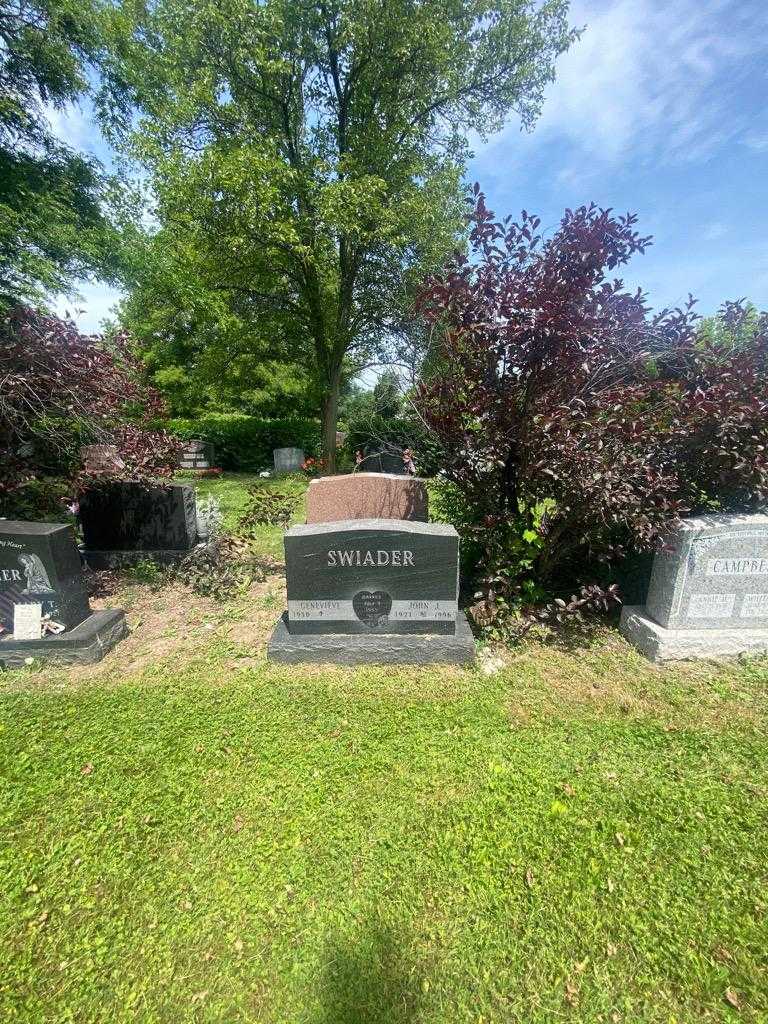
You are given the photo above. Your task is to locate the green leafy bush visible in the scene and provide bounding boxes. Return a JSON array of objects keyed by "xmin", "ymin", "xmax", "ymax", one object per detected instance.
[
  {"xmin": 166, "ymin": 414, "xmax": 319, "ymax": 471},
  {"xmin": 171, "ymin": 539, "xmax": 262, "ymax": 600},
  {"xmin": 237, "ymin": 484, "xmax": 298, "ymax": 533},
  {"xmin": 0, "ymin": 477, "xmax": 73, "ymax": 521}
]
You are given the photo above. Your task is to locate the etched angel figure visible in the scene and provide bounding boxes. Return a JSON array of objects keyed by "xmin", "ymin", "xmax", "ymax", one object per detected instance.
[{"xmin": 19, "ymin": 554, "xmax": 53, "ymax": 593}]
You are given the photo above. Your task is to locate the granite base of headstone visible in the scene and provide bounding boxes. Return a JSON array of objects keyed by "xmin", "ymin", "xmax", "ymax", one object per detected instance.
[
  {"xmin": 268, "ymin": 518, "xmax": 475, "ymax": 665},
  {"xmin": 0, "ymin": 521, "xmax": 127, "ymax": 667},
  {"xmin": 179, "ymin": 439, "xmax": 215, "ymax": 471},
  {"xmin": 273, "ymin": 447, "xmax": 305, "ymax": 473},
  {"xmin": 306, "ymin": 473, "xmax": 428, "ymax": 523},
  {"xmin": 620, "ymin": 512, "xmax": 768, "ymax": 662},
  {"xmin": 80, "ymin": 481, "xmax": 199, "ymax": 569}
]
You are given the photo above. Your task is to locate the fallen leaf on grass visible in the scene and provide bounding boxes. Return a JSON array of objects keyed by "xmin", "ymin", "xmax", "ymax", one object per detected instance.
[
  {"xmin": 606, "ymin": 943, "xmax": 617, "ymax": 957},
  {"xmin": 234, "ymin": 937, "xmax": 244, "ymax": 954},
  {"xmin": 191, "ymin": 991, "xmax": 209, "ymax": 1004},
  {"xmin": 562, "ymin": 783, "xmax": 576, "ymax": 797},
  {"xmin": 232, "ymin": 815, "xmax": 245, "ymax": 833},
  {"xmin": 614, "ymin": 832, "xmax": 626, "ymax": 847},
  {"xmin": 564, "ymin": 981, "xmax": 579, "ymax": 1007},
  {"xmin": 525, "ymin": 868, "xmax": 534, "ymax": 888},
  {"xmin": 607, "ymin": 878, "xmax": 615, "ymax": 894},
  {"xmin": 724, "ymin": 988, "xmax": 741, "ymax": 1009},
  {"xmin": 80, "ymin": 763, "xmax": 94, "ymax": 776}
]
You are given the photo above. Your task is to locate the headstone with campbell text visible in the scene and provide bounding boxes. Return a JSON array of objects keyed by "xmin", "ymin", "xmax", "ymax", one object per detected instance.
[
  {"xmin": 620, "ymin": 512, "xmax": 768, "ymax": 661},
  {"xmin": 268, "ymin": 518, "xmax": 474, "ymax": 663}
]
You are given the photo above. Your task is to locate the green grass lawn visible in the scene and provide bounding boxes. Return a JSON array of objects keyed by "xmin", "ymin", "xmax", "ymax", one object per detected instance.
[
  {"xmin": 1, "ymin": 473, "xmax": 767, "ymax": 1022},
  {"xmin": 192, "ymin": 472, "xmax": 307, "ymax": 560}
]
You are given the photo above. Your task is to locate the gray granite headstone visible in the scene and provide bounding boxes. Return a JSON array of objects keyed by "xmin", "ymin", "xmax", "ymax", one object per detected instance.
[
  {"xmin": 273, "ymin": 447, "xmax": 305, "ymax": 473},
  {"xmin": 646, "ymin": 513, "xmax": 768, "ymax": 629},
  {"xmin": 179, "ymin": 439, "xmax": 215, "ymax": 470},
  {"xmin": 269, "ymin": 518, "xmax": 475, "ymax": 663},
  {"xmin": 358, "ymin": 450, "xmax": 407, "ymax": 475},
  {"xmin": 284, "ymin": 519, "xmax": 458, "ymax": 635},
  {"xmin": 620, "ymin": 513, "xmax": 768, "ymax": 661}
]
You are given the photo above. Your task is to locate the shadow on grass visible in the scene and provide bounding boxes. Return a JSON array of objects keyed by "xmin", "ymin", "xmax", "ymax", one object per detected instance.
[{"xmin": 313, "ymin": 919, "xmax": 421, "ymax": 1024}]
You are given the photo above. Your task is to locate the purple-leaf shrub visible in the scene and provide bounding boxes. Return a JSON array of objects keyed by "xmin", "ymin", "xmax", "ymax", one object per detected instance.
[
  {"xmin": 0, "ymin": 305, "xmax": 182, "ymax": 505},
  {"xmin": 416, "ymin": 187, "xmax": 768, "ymax": 628}
]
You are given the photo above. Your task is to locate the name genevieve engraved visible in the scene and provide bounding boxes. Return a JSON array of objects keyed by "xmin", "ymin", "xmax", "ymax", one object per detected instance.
[
  {"xmin": 706, "ymin": 557, "xmax": 768, "ymax": 576},
  {"xmin": 327, "ymin": 549, "xmax": 414, "ymax": 567}
]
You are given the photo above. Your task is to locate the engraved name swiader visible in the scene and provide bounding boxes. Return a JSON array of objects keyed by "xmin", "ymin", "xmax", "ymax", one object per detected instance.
[{"xmin": 327, "ymin": 548, "xmax": 414, "ymax": 567}]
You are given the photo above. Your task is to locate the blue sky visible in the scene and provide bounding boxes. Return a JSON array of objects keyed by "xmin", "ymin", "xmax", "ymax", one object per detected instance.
[{"xmin": 51, "ymin": 0, "xmax": 768, "ymax": 332}]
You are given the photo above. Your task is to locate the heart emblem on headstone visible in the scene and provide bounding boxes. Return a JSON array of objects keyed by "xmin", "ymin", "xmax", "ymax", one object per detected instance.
[{"xmin": 352, "ymin": 590, "xmax": 392, "ymax": 626}]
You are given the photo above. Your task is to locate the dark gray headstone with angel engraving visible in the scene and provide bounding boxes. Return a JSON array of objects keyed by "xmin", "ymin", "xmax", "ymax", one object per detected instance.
[{"xmin": 0, "ymin": 521, "xmax": 126, "ymax": 666}]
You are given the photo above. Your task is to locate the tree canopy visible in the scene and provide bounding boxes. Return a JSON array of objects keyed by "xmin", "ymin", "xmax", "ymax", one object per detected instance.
[
  {"xmin": 0, "ymin": 0, "xmax": 118, "ymax": 304},
  {"xmin": 99, "ymin": 0, "xmax": 577, "ymax": 467}
]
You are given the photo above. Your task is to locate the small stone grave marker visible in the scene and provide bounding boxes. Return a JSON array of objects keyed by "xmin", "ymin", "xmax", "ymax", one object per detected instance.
[
  {"xmin": 273, "ymin": 447, "xmax": 305, "ymax": 473},
  {"xmin": 179, "ymin": 439, "xmax": 215, "ymax": 471}
]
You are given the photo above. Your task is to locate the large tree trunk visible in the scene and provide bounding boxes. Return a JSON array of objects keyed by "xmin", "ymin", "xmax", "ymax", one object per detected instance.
[{"xmin": 321, "ymin": 367, "xmax": 342, "ymax": 474}]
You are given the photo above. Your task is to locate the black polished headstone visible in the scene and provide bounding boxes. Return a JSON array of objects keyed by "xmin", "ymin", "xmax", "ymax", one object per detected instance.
[
  {"xmin": 80, "ymin": 482, "xmax": 198, "ymax": 554},
  {"xmin": 359, "ymin": 450, "xmax": 407, "ymax": 475},
  {"xmin": 284, "ymin": 519, "xmax": 459, "ymax": 635},
  {"xmin": 0, "ymin": 521, "xmax": 90, "ymax": 633}
]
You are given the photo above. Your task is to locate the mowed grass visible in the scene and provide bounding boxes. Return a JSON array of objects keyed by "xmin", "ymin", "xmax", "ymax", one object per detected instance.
[
  {"xmin": 1, "ymin": 472, "xmax": 767, "ymax": 1022},
  {"xmin": 191, "ymin": 472, "xmax": 307, "ymax": 560}
]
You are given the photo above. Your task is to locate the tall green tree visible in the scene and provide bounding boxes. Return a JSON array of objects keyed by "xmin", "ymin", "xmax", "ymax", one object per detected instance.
[
  {"xmin": 101, "ymin": 0, "xmax": 576, "ymax": 468},
  {"xmin": 118, "ymin": 226, "xmax": 318, "ymax": 417},
  {"xmin": 0, "ymin": 0, "xmax": 118, "ymax": 303}
]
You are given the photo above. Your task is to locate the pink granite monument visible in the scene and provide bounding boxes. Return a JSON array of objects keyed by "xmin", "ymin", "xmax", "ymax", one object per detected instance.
[{"xmin": 305, "ymin": 472, "xmax": 428, "ymax": 524}]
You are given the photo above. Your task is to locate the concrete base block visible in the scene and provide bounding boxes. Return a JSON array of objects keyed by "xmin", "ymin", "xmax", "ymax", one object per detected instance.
[
  {"xmin": 620, "ymin": 605, "xmax": 768, "ymax": 663},
  {"xmin": 0, "ymin": 609, "xmax": 128, "ymax": 668},
  {"xmin": 268, "ymin": 610, "xmax": 476, "ymax": 665}
]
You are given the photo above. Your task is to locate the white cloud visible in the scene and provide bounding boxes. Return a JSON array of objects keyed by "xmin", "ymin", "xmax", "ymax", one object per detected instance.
[
  {"xmin": 743, "ymin": 131, "xmax": 768, "ymax": 152},
  {"xmin": 45, "ymin": 101, "xmax": 94, "ymax": 153},
  {"xmin": 702, "ymin": 221, "xmax": 727, "ymax": 241},
  {"xmin": 474, "ymin": 0, "xmax": 768, "ymax": 169}
]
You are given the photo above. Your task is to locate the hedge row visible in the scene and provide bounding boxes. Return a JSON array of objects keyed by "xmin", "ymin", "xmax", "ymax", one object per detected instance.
[{"xmin": 166, "ymin": 414, "xmax": 320, "ymax": 471}]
